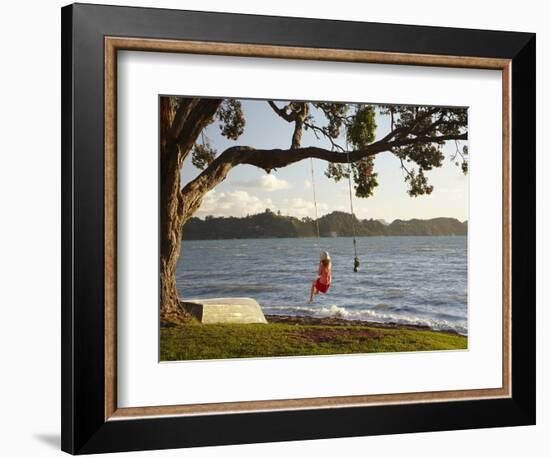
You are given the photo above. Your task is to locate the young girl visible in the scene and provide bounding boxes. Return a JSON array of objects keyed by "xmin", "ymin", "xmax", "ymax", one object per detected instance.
[{"xmin": 309, "ymin": 251, "xmax": 332, "ymax": 303}]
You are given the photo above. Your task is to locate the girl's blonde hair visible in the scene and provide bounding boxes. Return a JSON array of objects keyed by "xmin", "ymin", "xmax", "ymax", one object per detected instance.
[{"xmin": 321, "ymin": 259, "xmax": 331, "ymax": 268}]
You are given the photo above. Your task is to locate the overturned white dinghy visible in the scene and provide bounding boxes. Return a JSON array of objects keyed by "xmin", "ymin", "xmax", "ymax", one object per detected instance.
[{"xmin": 180, "ymin": 297, "xmax": 268, "ymax": 324}]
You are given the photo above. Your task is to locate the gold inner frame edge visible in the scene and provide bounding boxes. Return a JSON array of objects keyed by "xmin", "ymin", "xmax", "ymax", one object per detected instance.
[{"xmin": 104, "ymin": 36, "xmax": 512, "ymax": 421}]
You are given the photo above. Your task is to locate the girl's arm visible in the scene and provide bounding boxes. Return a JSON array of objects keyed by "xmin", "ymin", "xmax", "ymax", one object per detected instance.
[{"xmin": 317, "ymin": 262, "xmax": 322, "ymax": 276}]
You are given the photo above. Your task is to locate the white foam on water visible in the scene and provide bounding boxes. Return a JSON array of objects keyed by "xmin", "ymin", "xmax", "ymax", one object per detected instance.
[{"xmin": 264, "ymin": 304, "xmax": 467, "ymax": 335}]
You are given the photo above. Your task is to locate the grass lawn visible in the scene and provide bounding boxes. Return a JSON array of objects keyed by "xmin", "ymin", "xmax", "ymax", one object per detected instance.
[{"xmin": 160, "ymin": 321, "xmax": 467, "ymax": 361}]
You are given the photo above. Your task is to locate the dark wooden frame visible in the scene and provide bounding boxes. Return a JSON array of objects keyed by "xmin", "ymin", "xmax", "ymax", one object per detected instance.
[{"xmin": 62, "ymin": 3, "xmax": 536, "ymax": 454}]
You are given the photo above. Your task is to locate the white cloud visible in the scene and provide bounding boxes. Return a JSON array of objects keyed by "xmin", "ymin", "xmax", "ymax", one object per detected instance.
[
  {"xmin": 195, "ymin": 190, "xmax": 274, "ymax": 218},
  {"xmin": 236, "ymin": 174, "xmax": 290, "ymax": 192},
  {"xmin": 193, "ymin": 190, "xmax": 334, "ymax": 219},
  {"xmin": 304, "ymin": 179, "xmax": 312, "ymax": 189},
  {"xmin": 278, "ymin": 197, "xmax": 329, "ymax": 219}
]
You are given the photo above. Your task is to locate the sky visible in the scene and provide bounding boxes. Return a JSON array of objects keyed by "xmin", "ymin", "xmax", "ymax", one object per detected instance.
[{"xmin": 179, "ymin": 99, "xmax": 469, "ymax": 223}]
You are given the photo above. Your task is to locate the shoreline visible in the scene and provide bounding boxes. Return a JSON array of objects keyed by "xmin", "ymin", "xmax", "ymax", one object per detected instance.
[
  {"xmin": 183, "ymin": 234, "xmax": 467, "ymax": 241},
  {"xmin": 163, "ymin": 310, "xmax": 465, "ymax": 337},
  {"xmin": 264, "ymin": 314, "xmax": 464, "ymax": 336}
]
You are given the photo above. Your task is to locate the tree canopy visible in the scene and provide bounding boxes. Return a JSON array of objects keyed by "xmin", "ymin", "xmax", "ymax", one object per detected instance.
[{"xmin": 180, "ymin": 98, "xmax": 468, "ymax": 203}]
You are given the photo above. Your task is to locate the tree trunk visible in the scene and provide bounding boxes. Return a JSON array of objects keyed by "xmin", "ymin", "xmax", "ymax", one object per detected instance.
[
  {"xmin": 159, "ymin": 97, "xmax": 222, "ymax": 321},
  {"xmin": 159, "ymin": 144, "xmax": 185, "ymax": 320},
  {"xmin": 159, "ymin": 97, "xmax": 182, "ymax": 320}
]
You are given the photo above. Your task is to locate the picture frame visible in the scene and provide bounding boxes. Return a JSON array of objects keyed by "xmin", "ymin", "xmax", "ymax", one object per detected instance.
[{"xmin": 61, "ymin": 3, "xmax": 536, "ymax": 454}]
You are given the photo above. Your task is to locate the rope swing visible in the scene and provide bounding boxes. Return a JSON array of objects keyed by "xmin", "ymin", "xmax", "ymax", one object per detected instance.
[
  {"xmin": 309, "ymin": 157, "xmax": 321, "ymax": 240},
  {"xmin": 308, "ymin": 145, "xmax": 362, "ymax": 273},
  {"xmin": 345, "ymin": 143, "xmax": 361, "ymax": 273}
]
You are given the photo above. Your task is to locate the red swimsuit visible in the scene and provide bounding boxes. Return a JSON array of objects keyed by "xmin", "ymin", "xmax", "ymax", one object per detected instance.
[{"xmin": 315, "ymin": 263, "xmax": 331, "ymax": 293}]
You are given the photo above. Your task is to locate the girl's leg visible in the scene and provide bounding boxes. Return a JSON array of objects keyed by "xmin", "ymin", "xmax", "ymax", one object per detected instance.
[{"xmin": 309, "ymin": 281, "xmax": 317, "ymax": 303}]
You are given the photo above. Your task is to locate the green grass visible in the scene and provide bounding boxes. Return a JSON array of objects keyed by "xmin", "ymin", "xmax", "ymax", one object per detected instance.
[{"xmin": 160, "ymin": 322, "xmax": 467, "ymax": 361}]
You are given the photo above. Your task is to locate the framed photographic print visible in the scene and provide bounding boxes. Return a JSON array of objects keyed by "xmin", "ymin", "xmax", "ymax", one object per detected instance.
[{"xmin": 61, "ymin": 3, "xmax": 536, "ymax": 454}]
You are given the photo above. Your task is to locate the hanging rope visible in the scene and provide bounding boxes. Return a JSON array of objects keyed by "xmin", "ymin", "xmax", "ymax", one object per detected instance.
[
  {"xmin": 309, "ymin": 157, "xmax": 321, "ymax": 239},
  {"xmin": 308, "ymin": 142, "xmax": 361, "ymax": 272},
  {"xmin": 345, "ymin": 142, "xmax": 361, "ymax": 272}
]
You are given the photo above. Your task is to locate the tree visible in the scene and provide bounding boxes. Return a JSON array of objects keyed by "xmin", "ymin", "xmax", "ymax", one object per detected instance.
[{"xmin": 159, "ymin": 97, "xmax": 468, "ymax": 320}]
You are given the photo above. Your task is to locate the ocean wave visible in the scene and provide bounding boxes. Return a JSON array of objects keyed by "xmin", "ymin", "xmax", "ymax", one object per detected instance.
[
  {"xmin": 381, "ymin": 289, "xmax": 404, "ymax": 299},
  {"xmin": 373, "ymin": 303, "xmax": 394, "ymax": 309},
  {"xmin": 358, "ymin": 278, "xmax": 393, "ymax": 288},
  {"xmin": 203, "ymin": 283, "xmax": 284, "ymax": 293},
  {"xmin": 264, "ymin": 304, "xmax": 467, "ymax": 335}
]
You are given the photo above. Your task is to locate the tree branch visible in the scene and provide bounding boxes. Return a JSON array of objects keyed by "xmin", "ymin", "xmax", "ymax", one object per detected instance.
[
  {"xmin": 179, "ymin": 130, "xmax": 466, "ymax": 224},
  {"xmin": 451, "ymin": 139, "xmax": 466, "ymax": 162},
  {"xmin": 303, "ymin": 121, "xmax": 346, "ymax": 152},
  {"xmin": 267, "ymin": 101, "xmax": 295, "ymax": 122},
  {"xmin": 390, "ymin": 132, "xmax": 467, "ymax": 148},
  {"xmin": 399, "ymin": 157, "xmax": 415, "ymax": 180},
  {"xmin": 165, "ymin": 98, "xmax": 200, "ymax": 145},
  {"xmin": 162, "ymin": 98, "xmax": 223, "ymax": 165}
]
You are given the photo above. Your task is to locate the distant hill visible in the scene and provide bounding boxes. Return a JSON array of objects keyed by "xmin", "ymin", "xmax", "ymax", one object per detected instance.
[{"xmin": 182, "ymin": 210, "xmax": 468, "ymax": 240}]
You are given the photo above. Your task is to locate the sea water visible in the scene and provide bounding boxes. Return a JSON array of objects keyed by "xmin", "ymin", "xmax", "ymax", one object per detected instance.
[{"xmin": 175, "ymin": 236, "xmax": 468, "ymax": 335}]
